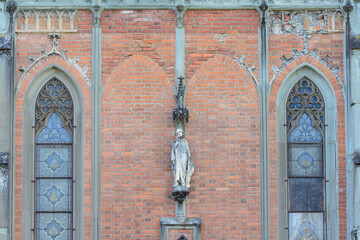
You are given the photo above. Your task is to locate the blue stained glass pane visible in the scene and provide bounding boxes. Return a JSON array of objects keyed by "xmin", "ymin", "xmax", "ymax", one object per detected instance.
[
  {"xmin": 289, "ymin": 145, "xmax": 323, "ymax": 177},
  {"xmin": 36, "ymin": 213, "xmax": 72, "ymax": 240},
  {"xmin": 289, "ymin": 113, "xmax": 323, "ymax": 143},
  {"xmin": 289, "ymin": 213, "xmax": 323, "ymax": 240},
  {"xmin": 37, "ymin": 179, "xmax": 72, "ymax": 212},
  {"xmin": 37, "ymin": 146, "xmax": 72, "ymax": 178},
  {"xmin": 37, "ymin": 112, "xmax": 72, "ymax": 144}
]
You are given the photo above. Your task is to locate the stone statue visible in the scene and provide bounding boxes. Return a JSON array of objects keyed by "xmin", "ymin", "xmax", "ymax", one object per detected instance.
[{"xmin": 171, "ymin": 129, "xmax": 194, "ymax": 188}]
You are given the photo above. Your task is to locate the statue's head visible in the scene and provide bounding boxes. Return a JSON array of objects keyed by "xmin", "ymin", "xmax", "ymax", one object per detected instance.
[{"xmin": 176, "ymin": 128, "xmax": 184, "ymax": 139}]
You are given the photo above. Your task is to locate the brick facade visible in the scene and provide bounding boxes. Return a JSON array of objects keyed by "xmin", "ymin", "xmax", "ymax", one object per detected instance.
[{"xmin": 11, "ymin": 5, "xmax": 349, "ymax": 240}]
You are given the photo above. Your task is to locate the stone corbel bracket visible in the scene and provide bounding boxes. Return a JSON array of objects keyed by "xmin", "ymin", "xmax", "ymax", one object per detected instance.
[
  {"xmin": 173, "ymin": 0, "xmax": 187, "ymax": 28},
  {"xmin": 18, "ymin": 30, "xmax": 91, "ymax": 87},
  {"xmin": 235, "ymin": 55, "xmax": 258, "ymax": 86},
  {"xmin": 91, "ymin": 4, "xmax": 103, "ymax": 28},
  {"xmin": 269, "ymin": 46, "xmax": 342, "ymax": 88}
]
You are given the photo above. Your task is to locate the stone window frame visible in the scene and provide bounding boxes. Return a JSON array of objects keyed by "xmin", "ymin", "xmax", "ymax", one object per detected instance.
[
  {"xmin": 276, "ymin": 64, "xmax": 339, "ymax": 240},
  {"xmin": 21, "ymin": 66, "xmax": 84, "ymax": 240}
]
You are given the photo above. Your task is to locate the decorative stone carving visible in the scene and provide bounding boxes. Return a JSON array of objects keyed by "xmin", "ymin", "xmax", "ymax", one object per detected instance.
[
  {"xmin": 91, "ymin": 5, "xmax": 103, "ymax": 28},
  {"xmin": 267, "ymin": 10, "xmax": 344, "ymax": 34},
  {"xmin": 171, "ymin": 128, "xmax": 194, "ymax": 189},
  {"xmin": 174, "ymin": 0, "xmax": 186, "ymax": 28},
  {"xmin": 0, "ymin": 3, "xmax": 9, "ymax": 34},
  {"xmin": 235, "ymin": 55, "xmax": 258, "ymax": 86},
  {"xmin": 18, "ymin": 30, "xmax": 91, "ymax": 87},
  {"xmin": 16, "ymin": 10, "xmax": 78, "ymax": 32},
  {"xmin": 172, "ymin": 186, "xmax": 189, "ymax": 204},
  {"xmin": 173, "ymin": 76, "xmax": 189, "ymax": 123},
  {"xmin": 270, "ymin": 31, "xmax": 342, "ymax": 88},
  {"xmin": 215, "ymin": 33, "xmax": 227, "ymax": 43}
]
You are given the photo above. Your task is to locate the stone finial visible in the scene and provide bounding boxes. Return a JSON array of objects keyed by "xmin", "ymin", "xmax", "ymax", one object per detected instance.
[
  {"xmin": 48, "ymin": 30, "xmax": 61, "ymax": 52},
  {"xmin": 300, "ymin": 30, "xmax": 312, "ymax": 52}
]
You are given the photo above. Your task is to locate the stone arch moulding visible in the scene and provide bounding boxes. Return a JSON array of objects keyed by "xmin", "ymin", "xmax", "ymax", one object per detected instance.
[
  {"xmin": 17, "ymin": 43, "xmax": 91, "ymax": 91},
  {"xmin": 269, "ymin": 47, "xmax": 343, "ymax": 90},
  {"xmin": 187, "ymin": 54, "xmax": 259, "ymax": 103},
  {"xmin": 102, "ymin": 54, "xmax": 173, "ymax": 102},
  {"xmin": 273, "ymin": 63, "xmax": 344, "ymax": 240},
  {"xmin": 14, "ymin": 60, "xmax": 92, "ymax": 240}
]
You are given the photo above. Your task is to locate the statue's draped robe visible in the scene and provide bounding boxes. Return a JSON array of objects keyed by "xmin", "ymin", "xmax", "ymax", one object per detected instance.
[{"xmin": 171, "ymin": 138, "xmax": 194, "ymax": 187}]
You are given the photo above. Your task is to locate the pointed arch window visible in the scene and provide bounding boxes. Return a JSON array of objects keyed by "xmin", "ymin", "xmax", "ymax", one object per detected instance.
[
  {"xmin": 286, "ymin": 78, "xmax": 325, "ymax": 239},
  {"xmin": 34, "ymin": 78, "xmax": 73, "ymax": 240}
]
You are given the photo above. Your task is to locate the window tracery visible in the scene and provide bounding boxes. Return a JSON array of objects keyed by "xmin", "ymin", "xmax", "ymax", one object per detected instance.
[
  {"xmin": 35, "ymin": 78, "xmax": 73, "ymax": 240},
  {"xmin": 287, "ymin": 78, "xmax": 325, "ymax": 240}
]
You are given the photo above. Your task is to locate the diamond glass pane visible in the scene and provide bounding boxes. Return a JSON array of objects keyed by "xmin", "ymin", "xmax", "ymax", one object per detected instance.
[
  {"xmin": 37, "ymin": 146, "xmax": 72, "ymax": 178},
  {"xmin": 37, "ymin": 112, "xmax": 72, "ymax": 144},
  {"xmin": 36, "ymin": 213, "xmax": 72, "ymax": 240},
  {"xmin": 289, "ymin": 113, "xmax": 323, "ymax": 143},
  {"xmin": 36, "ymin": 179, "xmax": 72, "ymax": 212},
  {"xmin": 289, "ymin": 178, "xmax": 324, "ymax": 212},
  {"xmin": 289, "ymin": 212, "xmax": 324, "ymax": 240},
  {"xmin": 288, "ymin": 144, "xmax": 323, "ymax": 177}
]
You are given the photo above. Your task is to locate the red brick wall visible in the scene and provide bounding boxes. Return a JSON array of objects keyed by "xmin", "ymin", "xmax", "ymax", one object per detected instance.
[
  {"xmin": 185, "ymin": 10, "xmax": 260, "ymax": 81},
  {"xmin": 101, "ymin": 55, "xmax": 174, "ymax": 239},
  {"xmin": 101, "ymin": 10, "xmax": 176, "ymax": 84},
  {"xmin": 186, "ymin": 54, "xmax": 261, "ymax": 239}
]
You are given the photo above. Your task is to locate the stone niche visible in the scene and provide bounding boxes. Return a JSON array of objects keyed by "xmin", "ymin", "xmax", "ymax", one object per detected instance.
[{"xmin": 160, "ymin": 217, "xmax": 201, "ymax": 240}]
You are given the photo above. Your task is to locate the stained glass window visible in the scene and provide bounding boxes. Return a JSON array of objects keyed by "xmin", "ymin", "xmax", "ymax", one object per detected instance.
[
  {"xmin": 35, "ymin": 78, "xmax": 73, "ymax": 240},
  {"xmin": 287, "ymin": 79, "xmax": 325, "ymax": 240}
]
